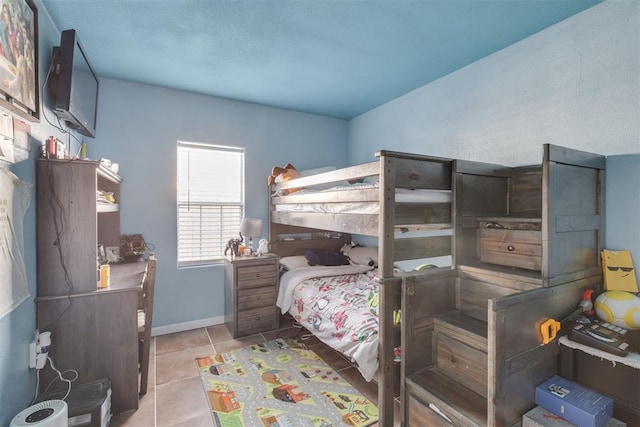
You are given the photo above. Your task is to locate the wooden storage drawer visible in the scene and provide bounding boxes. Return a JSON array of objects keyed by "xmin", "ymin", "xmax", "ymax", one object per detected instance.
[
  {"xmin": 237, "ymin": 306, "xmax": 277, "ymax": 335},
  {"xmin": 406, "ymin": 367, "xmax": 486, "ymax": 427},
  {"xmin": 237, "ymin": 265, "xmax": 277, "ymax": 289},
  {"xmin": 478, "ymin": 218, "xmax": 542, "ymax": 271},
  {"xmin": 434, "ymin": 333, "xmax": 487, "ymax": 398},
  {"xmin": 407, "ymin": 394, "xmax": 455, "ymax": 426},
  {"xmin": 237, "ymin": 286, "xmax": 276, "ymax": 311}
]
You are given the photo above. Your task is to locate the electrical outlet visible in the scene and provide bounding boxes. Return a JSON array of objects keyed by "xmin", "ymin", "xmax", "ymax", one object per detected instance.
[{"xmin": 29, "ymin": 331, "xmax": 52, "ymax": 369}]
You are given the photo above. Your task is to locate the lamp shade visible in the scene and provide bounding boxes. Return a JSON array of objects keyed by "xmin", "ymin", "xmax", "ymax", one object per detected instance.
[{"xmin": 240, "ymin": 218, "xmax": 263, "ymax": 238}]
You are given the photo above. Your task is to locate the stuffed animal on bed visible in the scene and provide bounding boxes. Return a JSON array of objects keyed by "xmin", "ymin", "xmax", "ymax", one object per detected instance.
[
  {"xmin": 267, "ymin": 163, "xmax": 301, "ymax": 195},
  {"xmin": 340, "ymin": 244, "xmax": 378, "ymax": 267}
]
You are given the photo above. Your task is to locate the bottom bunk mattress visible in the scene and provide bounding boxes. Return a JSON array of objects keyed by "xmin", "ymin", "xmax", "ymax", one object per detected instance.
[{"xmin": 276, "ymin": 265, "xmax": 379, "ymax": 381}]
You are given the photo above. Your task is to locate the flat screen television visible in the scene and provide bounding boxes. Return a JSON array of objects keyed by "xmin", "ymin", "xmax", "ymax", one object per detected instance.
[{"xmin": 52, "ymin": 29, "xmax": 99, "ymax": 138}]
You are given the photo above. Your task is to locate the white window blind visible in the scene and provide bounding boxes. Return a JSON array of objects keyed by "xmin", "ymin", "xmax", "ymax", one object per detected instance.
[{"xmin": 177, "ymin": 142, "xmax": 244, "ymax": 267}]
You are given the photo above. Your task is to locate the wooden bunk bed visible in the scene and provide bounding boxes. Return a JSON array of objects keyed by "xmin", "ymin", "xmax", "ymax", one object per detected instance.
[
  {"xmin": 269, "ymin": 145, "xmax": 607, "ymax": 427},
  {"xmin": 270, "ymin": 151, "xmax": 455, "ymax": 426}
]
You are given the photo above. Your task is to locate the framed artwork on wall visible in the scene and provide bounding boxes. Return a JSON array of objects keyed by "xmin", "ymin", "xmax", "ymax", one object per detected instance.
[{"xmin": 0, "ymin": 0, "xmax": 39, "ymax": 123}]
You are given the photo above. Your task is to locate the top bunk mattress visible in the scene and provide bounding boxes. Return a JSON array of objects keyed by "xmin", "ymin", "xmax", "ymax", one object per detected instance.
[{"xmin": 274, "ymin": 182, "xmax": 452, "ymax": 214}]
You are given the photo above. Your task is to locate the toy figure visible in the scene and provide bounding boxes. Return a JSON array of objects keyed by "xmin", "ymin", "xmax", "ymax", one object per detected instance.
[
  {"xmin": 224, "ymin": 233, "xmax": 243, "ymax": 257},
  {"xmin": 257, "ymin": 238, "xmax": 269, "ymax": 255},
  {"xmin": 340, "ymin": 243, "xmax": 378, "ymax": 267},
  {"xmin": 267, "ymin": 163, "xmax": 301, "ymax": 195}
]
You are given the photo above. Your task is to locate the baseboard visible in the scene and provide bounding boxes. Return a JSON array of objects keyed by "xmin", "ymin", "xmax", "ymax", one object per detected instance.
[{"xmin": 151, "ymin": 316, "xmax": 225, "ymax": 337}]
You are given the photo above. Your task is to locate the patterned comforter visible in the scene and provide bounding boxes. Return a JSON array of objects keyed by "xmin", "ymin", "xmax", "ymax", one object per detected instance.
[{"xmin": 276, "ymin": 265, "xmax": 379, "ymax": 381}]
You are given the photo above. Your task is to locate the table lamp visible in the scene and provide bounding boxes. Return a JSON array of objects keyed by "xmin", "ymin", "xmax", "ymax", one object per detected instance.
[{"xmin": 239, "ymin": 218, "xmax": 263, "ymax": 254}]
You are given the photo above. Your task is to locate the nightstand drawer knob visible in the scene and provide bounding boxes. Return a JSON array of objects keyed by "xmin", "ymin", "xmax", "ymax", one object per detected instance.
[
  {"xmin": 255, "ymin": 316, "xmax": 261, "ymax": 321},
  {"xmin": 507, "ymin": 245, "xmax": 515, "ymax": 252},
  {"xmin": 255, "ymin": 296, "xmax": 261, "ymax": 300},
  {"xmin": 255, "ymin": 273, "xmax": 261, "ymax": 278}
]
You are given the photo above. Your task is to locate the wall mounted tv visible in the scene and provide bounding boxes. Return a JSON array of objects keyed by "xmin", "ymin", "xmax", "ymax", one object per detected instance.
[{"xmin": 52, "ymin": 29, "xmax": 99, "ymax": 138}]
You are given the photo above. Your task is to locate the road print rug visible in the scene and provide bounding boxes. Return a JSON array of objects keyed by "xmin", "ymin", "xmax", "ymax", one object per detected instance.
[{"xmin": 196, "ymin": 338, "xmax": 378, "ymax": 426}]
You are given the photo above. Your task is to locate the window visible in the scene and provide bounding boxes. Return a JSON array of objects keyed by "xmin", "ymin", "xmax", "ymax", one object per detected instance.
[{"xmin": 177, "ymin": 142, "xmax": 244, "ymax": 267}]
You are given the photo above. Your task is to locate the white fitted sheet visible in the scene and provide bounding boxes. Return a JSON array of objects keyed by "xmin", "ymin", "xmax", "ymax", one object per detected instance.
[{"xmin": 275, "ymin": 183, "xmax": 451, "ymax": 214}]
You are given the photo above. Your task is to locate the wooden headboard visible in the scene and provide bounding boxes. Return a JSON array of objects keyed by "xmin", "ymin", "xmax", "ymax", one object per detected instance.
[{"xmin": 269, "ymin": 223, "xmax": 352, "ymax": 257}]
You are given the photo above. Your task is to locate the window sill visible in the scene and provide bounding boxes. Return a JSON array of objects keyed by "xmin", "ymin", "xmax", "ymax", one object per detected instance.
[{"xmin": 178, "ymin": 259, "xmax": 224, "ymax": 269}]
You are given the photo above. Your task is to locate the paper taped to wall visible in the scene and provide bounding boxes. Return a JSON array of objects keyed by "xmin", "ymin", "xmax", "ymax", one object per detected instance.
[{"xmin": 0, "ymin": 168, "xmax": 31, "ymax": 318}]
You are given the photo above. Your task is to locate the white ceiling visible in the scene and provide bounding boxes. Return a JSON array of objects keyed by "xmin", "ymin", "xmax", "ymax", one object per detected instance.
[{"xmin": 41, "ymin": 0, "xmax": 603, "ymax": 119}]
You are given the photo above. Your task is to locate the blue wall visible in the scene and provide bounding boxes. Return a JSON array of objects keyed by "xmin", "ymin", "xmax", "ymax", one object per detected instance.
[
  {"xmin": 88, "ymin": 79, "xmax": 348, "ymax": 329},
  {"xmin": 605, "ymin": 154, "xmax": 640, "ymax": 270}
]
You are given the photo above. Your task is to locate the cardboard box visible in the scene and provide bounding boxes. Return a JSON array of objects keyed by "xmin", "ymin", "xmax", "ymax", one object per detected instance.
[
  {"xmin": 523, "ymin": 406, "xmax": 626, "ymax": 427},
  {"xmin": 601, "ymin": 250, "xmax": 638, "ymax": 292},
  {"xmin": 535, "ymin": 376, "xmax": 613, "ymax": 427}
]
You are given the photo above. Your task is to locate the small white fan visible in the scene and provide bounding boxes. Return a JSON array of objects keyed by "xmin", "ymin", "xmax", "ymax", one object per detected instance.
[{"xmin": 10, "ymin": 400, "xmax": 68, "ymax": 427}]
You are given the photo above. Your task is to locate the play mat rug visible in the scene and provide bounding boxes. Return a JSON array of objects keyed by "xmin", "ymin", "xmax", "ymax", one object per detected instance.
[{"xmin": 196, "ymin": 338, "xmax": 379, "ymax": 427}]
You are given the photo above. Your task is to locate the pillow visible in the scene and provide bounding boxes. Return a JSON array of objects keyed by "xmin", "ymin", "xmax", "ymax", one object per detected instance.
[
  {"xmin": 279, "ymin": 256, "xmax": 309, "ymax": 271},
  {"xmin": 304, "ymin": 249, "xmax": 350, "ymax": 267},
  {"xmin": 362, "ymin": 175, "xmax": 379, "ymax": 184}
]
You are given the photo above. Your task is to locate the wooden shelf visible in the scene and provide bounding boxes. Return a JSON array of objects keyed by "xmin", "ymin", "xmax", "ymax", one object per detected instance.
[
  {"xmin": 98, "ymin": 203, "xmax": 119, "ymax": 213},
  {"xmin": 97, "ymin": 163, "xmax": 122, "ymax": 183},
  {"xmin": 37, "ymin": 158, "xmax": 122, "ymax": 294}
]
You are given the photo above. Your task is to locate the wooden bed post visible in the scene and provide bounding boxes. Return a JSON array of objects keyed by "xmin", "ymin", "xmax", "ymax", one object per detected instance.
[{"xmin": 378, "ymin": 152, "xmax": 397, "ymax": 427}]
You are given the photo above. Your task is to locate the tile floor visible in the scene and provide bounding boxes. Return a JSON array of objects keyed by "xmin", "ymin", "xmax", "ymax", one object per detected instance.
[{"xmin": 110, "ymin": 318, "xmax": 393, "ymax": 426}]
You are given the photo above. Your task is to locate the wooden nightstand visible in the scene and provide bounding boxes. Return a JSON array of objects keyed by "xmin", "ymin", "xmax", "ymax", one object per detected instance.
[{"xmin": 224, "ymin": 254, "xmax": 281, "ymax": 338}]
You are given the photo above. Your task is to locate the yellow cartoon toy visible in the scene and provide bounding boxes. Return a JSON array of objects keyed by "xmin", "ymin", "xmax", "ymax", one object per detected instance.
[
  {"xmin": 601, "ymin": 249, "xmax": 638, "ymax": 292},
  {"xmin": 594, "ymin": 290, "xmax": 640, "ymax": 329}
]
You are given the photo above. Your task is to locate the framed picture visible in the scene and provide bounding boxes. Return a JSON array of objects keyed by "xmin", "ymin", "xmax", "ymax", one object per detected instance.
[
  {"xmin": 0, "ymin": 0, "xmax": 39, "ymax": 122},
  {"xmin": 55, "ymin": 138, "xmax": 65, "ymax": 159}
]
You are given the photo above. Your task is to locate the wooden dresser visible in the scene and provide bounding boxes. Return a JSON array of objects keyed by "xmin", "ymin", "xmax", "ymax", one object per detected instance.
[{"xmin": 224, "ymin": 254, "xmax": 280, "ymax": 338}]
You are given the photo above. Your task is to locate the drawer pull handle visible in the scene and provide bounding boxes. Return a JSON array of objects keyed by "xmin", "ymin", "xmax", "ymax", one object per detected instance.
[
  {"xmin": 255, "ymin": 316, "xmax": 261, "ymax": 321},
  {"xmin": 255, "ymin": 296, "xmax": 261, "ymax": 300},
  {"xmin": 255, "ymin": 273, "xmax": 261, "ymax": 278},
  {"xmin": 485, "ymin": 222, "xmax": 505, "ymax": 229},
  {"xmin": 507, "ymin": 245, "xmax": 515, "ymax": 252},
  {"xmin": 429, "ymin": 403, "xmax": 453, "ymax": 424}
]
